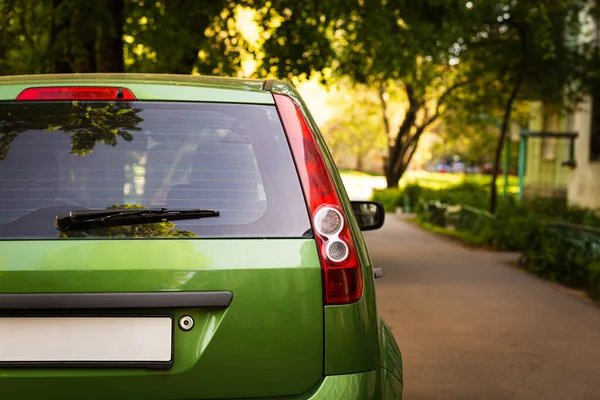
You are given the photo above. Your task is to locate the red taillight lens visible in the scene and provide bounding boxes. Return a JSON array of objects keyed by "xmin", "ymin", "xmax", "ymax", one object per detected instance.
[
  {"xmin": 16, "ymin": 87, "xmax": 136, "ymax": 101},
  {"xmin": 274, "ymin": 93, "xmax": 363, "ymax": 305}
]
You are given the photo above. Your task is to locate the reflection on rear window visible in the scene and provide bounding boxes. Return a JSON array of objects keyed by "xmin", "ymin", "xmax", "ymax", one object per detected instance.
[{"xmin": 0, "ymin": 101, "xmax": 310, "ymax": 239}]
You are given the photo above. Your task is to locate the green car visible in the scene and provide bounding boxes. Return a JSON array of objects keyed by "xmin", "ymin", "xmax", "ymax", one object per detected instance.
[{"xmin": 0, "ymin": 74, "xmax": 403, "ymax": 399}]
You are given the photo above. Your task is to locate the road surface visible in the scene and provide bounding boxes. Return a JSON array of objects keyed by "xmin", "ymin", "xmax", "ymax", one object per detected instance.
[{"xmin": 367, "ymin": 215, "xmax": 600, "ymax": 400}]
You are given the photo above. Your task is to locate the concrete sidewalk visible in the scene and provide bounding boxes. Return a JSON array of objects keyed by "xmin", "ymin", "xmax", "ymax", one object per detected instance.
[{"xmin": 366, "ymin": 215, "xmax": 600, "ymax": 400}]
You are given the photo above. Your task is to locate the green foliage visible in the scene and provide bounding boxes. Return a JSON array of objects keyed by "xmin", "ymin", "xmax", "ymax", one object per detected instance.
[
  {"xmin": 125, "ymin": 0, "xmax": 251, "ymax": 75},
  {"xmin": 372, "ymin": 189, "xmax": 401, "ymax": 213},
  {"xmin": 480, "ymin": 203, "xmax": 541, "ymax": 250},
  {"xmin": 321, "ymin": 81, "xmax": 387, "ymax": 171},
  {"xmin": 523, "ymin": 226, "xmax": 594, "ymax": 288},
  {"xmin": 258, "ymin": 0, "xmax": 593, "ymax": 191},
  {"xmin": 405, "ymin": 179, "xmax": 600, "ymax": 301},
  {"xmin": 0, "ymin": 0, "xmax": 257, "ymax": 75},
  {"xmin": 258, "ymin": 0, "xmax": 472, "ymax": 188},
  {"xmin": 587, "ymin": 262, "xmax": 600, "ymax": 302},
  {"xmin": 407, "ymin": 182, "xmax": 490, "ymax": 210},
  {"xmin": 416, "ymin": 219, "xmax": 483, "ymax": 247},
  {"xmin": 372, "ymin": 177, "xmax": 509, "ymax": 212}
]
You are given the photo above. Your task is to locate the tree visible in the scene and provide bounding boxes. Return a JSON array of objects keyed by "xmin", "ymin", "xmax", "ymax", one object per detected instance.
[
  {"xmin": 437, "ymin": 80, "xmax": 532, "ymax": 169},
  {"xmin": 0, "ymin": 0, "xmax": 258, "ymax": 76},
  {"xmin": 0, "ymin": 0, "xmax": 127, "ymax": 74},
  {"xmin": 257, "ymin": 1, "xmax": 473, "ymax": 188},
  {"xmin": 458, "ymin": 0, "xmax": 588, "ymax": 212},
  {"xmin": 321, "ymin": 81, "xmax": 387, "ymax": 172},
  {"xmin": 256, "ymin": 0, "xmax": 593, "ymax": 200},
  {"xmin": 124, "ymin": 0, "xmax": 250, "ymax": 75},
  {"xmin": 436, "ymin": 115, "xmax": 498, "ymax": 167},
  {"xmin": 0, "ymin": 0, "xmax": 53, "ymax": 75}
]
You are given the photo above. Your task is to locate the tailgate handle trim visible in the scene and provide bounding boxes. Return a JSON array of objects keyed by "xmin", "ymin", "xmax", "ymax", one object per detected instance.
[{"xmin": 0, "ymin": 291, "xmax": 233, "ymax": 310}]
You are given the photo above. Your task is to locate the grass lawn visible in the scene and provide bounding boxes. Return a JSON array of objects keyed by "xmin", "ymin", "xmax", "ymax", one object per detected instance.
[
  {"xmin": 401, "ymin": 171, "xmax": 520, "ymax": 193},
  {"xmin": 339, "ymin": 169, "xmax": 519, "ymax": 198}
]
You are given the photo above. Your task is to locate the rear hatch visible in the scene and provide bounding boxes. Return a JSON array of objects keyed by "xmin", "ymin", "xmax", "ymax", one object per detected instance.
[{"xmin": 0, "ymin": 97, "xmax": 323, "ymax": 399}]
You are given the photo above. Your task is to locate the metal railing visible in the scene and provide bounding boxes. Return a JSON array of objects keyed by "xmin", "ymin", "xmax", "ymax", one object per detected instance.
[
  {"xmin": 417, "ymin": 198, "xmax": 600, "ymax": 260},
  {"xmin": 452, "ymin": 205, "xmax": 496, "ymax": 235},
  {"xmin": 417, "ymin": 200, "xmax": 447, "ymax": 227},
  {"xmin": 418, "ymin": 199, "xmax": 495, "ymax": 235},
  {"xmin": 543, "ymin": 222, "xmax": 600, "ymax": 264}
]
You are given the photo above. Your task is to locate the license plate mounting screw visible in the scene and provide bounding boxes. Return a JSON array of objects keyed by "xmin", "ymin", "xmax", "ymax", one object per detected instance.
[{"xmin": 179, "ymin": 315, "xmax": 194, "ymax": 331}]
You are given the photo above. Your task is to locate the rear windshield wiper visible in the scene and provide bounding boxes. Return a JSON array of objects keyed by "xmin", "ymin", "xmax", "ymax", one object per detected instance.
[{"xmin": 54, "ymin": 208, "xmax": 219, "ymax": 232}]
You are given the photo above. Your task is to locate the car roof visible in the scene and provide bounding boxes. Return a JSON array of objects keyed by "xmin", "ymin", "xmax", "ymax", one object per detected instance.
[{"xmin": 0, "ymin": 73, "xmax": 287, "ymax": 104}]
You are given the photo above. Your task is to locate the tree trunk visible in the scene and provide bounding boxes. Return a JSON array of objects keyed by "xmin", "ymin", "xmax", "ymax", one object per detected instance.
[
  {"xmin": 169, "ymin": 48, "xmax": 201, "ymax": 74},
  {"xmin": 378, "ymin": 82, "xmax": 421, "ymax": 188},
  {"xmin": 159, "ymin": 1, "xmax": 211, "ymax": 75},
  {"xmin": 50, "ymin": 0, "xmax": 71, "ymax": 73},
  {"xmin": 78, "ymin": 26, "xmax": 97, "ymax": 73},
  {"xmin": 378, "ymin": 82, "xmax": 395, "ymax": 187},
  {"xmin": 490, "ymin": 79, "xmax": 522, "ymax": 214},
  {"xmin": 355, "ymin": 151, "xmax": 364, "ymax": 172},
  {"xmin": 97, "ymin": 0, "xmax": 124, "ymax": 73},
  {"xmin": 378, "ymin": 80, "xmax": 460, "ymax": 189},
  {"xmin": 490, "ymin": 24, "xmax": 527, "ymax": 214},
  {"xmin": 50, "ymin": 0, "xmax": 97, "ymax": 73},
  {"xmin": 385, "ymin": 169, "xmax": 400, "ymax": 189}
]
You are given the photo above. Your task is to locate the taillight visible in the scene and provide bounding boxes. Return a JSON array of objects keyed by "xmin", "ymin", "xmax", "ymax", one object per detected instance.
[
  {"xmin": 274, "ymin": 93, "xmax": 363, "ymax": 305},
  {"xmin": 16, "ymin": 87, "xmax": 136, "ymax": 101}
]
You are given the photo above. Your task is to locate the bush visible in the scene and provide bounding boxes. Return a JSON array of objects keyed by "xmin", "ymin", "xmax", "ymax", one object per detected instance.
[
  {"xmin": 484, "ymin": 202, "xmax": 542, "ymax": 251},
  {"xmin": 404, "ymin": 179, "xmax": 600, "ymax": 300},
  {"xmin": 587, "ymin": 262, "xmax": 600, "ymax": 301},
  {"xmin": 402, "ymin": 183, "xmax": 425, "ymax": 210},
  {"xmin": 372, "ymin": 188, "xmax": 402, "ymax": 212},
  {"xmin": 522, "ymin": 225, "xmax": 594, "ymax": 288}
]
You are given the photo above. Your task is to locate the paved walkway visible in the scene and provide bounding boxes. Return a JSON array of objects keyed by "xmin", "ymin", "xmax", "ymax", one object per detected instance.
[{"xmin": 366, "ymin": 215, "xmax": 600, "ymax": 400}]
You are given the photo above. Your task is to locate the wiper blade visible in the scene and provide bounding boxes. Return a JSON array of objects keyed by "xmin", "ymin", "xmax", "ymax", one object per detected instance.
[{"xmin": 55, "ymin": 208, "xmax": 219, "ymax": 232}]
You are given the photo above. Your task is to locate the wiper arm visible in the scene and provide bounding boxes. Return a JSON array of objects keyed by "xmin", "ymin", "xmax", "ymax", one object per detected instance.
[{"xmin": 55, "ymin": 208, "xmax": 219, "ymax": 232}]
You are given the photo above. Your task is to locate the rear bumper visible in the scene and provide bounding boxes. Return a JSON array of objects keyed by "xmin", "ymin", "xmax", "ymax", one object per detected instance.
[{"xmin": 299, "ymin": 368, "xmax": 403, "ymax": 400}]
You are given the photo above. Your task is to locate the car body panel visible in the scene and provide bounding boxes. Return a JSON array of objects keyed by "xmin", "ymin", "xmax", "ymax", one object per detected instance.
[
  {"xmin": 0, "ymin": 74, "xmax": 272, "ymax": 103},
  {"xmin": 323, "ymin": 301, "xmax": 380, "ymax": 375},
  {"xmin": 381, "ymin": 318, "xmax": 403, "ymax": 383},
  {"xmin": 381, "ymin": 369, "xmax": 404, "ymax": 400},
  {"xmin": 298, "ymin": 369, "xmax": 402, "ymax": 400},
  {"xmin": 0, "ymin": 239, "xmax": 323, "ymax": 399}
]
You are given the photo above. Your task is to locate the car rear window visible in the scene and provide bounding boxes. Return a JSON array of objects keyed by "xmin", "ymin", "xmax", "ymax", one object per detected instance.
[{"xmin": 0, "ymin": 101, "xmax": 311, "ymax": 239}]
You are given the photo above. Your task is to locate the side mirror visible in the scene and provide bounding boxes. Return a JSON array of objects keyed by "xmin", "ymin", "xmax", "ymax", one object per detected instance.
[{"xmin": 351, "ymin": 201, "xmax": 385, "ymax": 231}]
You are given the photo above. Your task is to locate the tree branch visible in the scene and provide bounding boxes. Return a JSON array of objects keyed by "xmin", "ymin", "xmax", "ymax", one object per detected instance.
[
  {"xmin": 377, "ymin": 81, "xmax": 392, "ymax": 137},
  {"xmin": 401, "ymin": 137, "xmax": 421, "ymax": 175},
  {"xmin": 388, "ymin": 82, "xmax": 420, "ymax": 164},
  {"xmin": 420, "ymin": 80, "xmax": 468, "ymax": 128},
  {"xmin": 391, "ymin": 125, "xmax": 426, "ymax": 175}
]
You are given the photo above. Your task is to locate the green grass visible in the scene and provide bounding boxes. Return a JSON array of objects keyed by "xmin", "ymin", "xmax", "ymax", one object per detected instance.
[
  {"xmin": 339, "ymin": 169, "xmax": 519, "ymax": 192},
  {"xmin": 338, "ymin": 169, "xmax": 382, "ymax": 177},
  {"xmin": 401, "ymin": 171, "xmax": 519, "ymax": 193},
  {"xmin": 410, "ymin": 217, "xmax": 484, "ymax": 247}
]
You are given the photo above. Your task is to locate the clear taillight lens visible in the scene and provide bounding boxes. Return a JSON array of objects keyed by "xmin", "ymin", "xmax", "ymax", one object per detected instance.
[
  {"xmin": 314, "ymin": 206, "xmax": 344, "ymax": 237},
  {"xmin": 326, "ymin": 240, "xmax": 349, "ymax": 262}
]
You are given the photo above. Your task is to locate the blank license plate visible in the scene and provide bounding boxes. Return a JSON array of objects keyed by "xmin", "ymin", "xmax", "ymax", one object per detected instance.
[{"xmin": 0, "ymin": 317, "xmax": 172, "ymax": 366}]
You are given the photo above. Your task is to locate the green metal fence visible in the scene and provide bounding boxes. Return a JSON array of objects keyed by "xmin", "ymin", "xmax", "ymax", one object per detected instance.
[
  {"xmin": 543, "ymin": 222, "xmax": 600, "ymax": 264},
  {"xmin": 418, "ymin": 200, "xmax": 495, "ymax": 236},
  {"xmin": 453, "ymin": 205, "xmax": 496, "ymax": 235}
]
